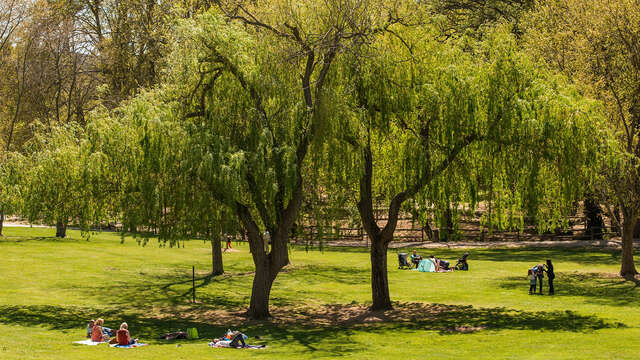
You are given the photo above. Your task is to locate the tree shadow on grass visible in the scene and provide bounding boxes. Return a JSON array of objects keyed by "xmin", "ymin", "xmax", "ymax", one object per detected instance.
[
  {"xmin": 0, "ymin": 236, "xmax": 81, "ymax": 244},
  {"xmin": 280, "ymin": 264, "xmax": 370, "ymax": 286},
  {"xmin": 0, "ymin": 302, "xmax": 619, "ymax": 355},
  {"xmin": 62, "ymin": 262, "xmax": 371, "ymax": 315},
  {"xmin": 499, "ymin": 272, "xmax": 640, "ymax": 307}
]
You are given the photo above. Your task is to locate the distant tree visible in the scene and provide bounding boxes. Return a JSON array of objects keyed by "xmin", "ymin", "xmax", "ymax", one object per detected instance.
[{"xmin": 525, "ymin": 0, "xmax": 640, "ymax": 277}]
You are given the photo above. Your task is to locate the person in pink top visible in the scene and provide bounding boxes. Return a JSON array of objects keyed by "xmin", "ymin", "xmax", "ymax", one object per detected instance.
[
  {"xmin": 91, "ymin": 318, "xmax": 109, "ymax": 342},
  {"xmin": 116, "ymin": 322, "xmax": 136, "ymax": 345}
]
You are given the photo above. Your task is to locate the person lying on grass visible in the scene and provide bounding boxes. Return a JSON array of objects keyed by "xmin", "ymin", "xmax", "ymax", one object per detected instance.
[
  {"xmin": 211, "ymin": 331, "xmax": 247, "ymax": 348},
  {"xmin": 116, "ymin": 322, "xmax": 137, "ymax": 346},
  {"xmin": 429, "ymin": 255, "xmax": 454, "ymax": 272}
]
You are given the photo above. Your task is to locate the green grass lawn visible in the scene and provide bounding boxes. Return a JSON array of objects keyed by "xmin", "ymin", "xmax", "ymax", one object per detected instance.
[{"xmin": 0, "ymin": 227, "xmax": 638, "ymax": 359}]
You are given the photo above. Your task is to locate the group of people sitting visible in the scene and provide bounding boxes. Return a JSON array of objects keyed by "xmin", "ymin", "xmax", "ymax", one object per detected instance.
[
  {"xmin": 528, "ymin": 260, "xmax": 555, "ymax": 295},
  {"xmin": 401, "ymin": 251, "xmax": 470, "ymax": 272},
  {"xmin": 87, "ymin": 318, "xmax": 138, "ymax": 345}
]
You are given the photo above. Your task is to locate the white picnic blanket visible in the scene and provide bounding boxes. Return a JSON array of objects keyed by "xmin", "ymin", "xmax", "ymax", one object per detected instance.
[{"xmin": 73, "ymin": 339, "xmax": 106, "ymax": 346}]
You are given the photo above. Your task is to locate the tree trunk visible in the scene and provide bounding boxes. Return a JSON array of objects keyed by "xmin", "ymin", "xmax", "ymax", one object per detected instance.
[
  {"xmin": 55, "ymin": 221, "xmax": 67, "ymax": 238},
  {"xmin": 248, "ymin": 257, "xmax": 274, "ymax": 319},
  {"xmin": 370, "ymin": 235, "xmax": 392, "ymax": 311},
  {"xmin": 621, "ymin": 216, "xmax": 638, "ymax": 277},
  {"xmin": 584, "ymin": 197, "xmax": 604, "ymax": 240},
  {"xmin": 358, "ymin": 142, "xmax": 396, "ymax": 311},
  {"xmin": 210, "ymin": 235, "xmax": 224, "ymax": 275},
  {"xmin": 0, "ymin": 212, "xmax": 4, "ymax": 237},
  {"xmin": 237, "ymin": 202, "xmax": 295, "ymax": 320}
]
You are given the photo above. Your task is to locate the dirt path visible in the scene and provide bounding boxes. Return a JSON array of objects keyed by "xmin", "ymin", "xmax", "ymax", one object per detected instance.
[{"xmin": 297, "ymin": 238, "xmax": 634, "ymax": 250}]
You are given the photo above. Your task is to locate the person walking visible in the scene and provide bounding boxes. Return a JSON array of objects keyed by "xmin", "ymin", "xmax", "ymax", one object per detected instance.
[{"xmin": 545, "ymin": 259, "xmax": 555, "ymax": 295}]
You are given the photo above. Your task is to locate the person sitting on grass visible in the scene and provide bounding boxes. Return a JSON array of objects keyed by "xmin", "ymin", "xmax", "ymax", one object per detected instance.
[
  {"xmin": 86, "ymin": 320, "xmax": 95, "ymax": 338},
  {"xmin": 91, "ymin": 318, "xmax": 109, "ymax": 342},
  {"xmin": 410, "ymin": 251, "xmax": 422, "ymax": 268},
  {"xmin": 116, "ymin": 322, "xmax": 137, "ymax": 346},
  {"xmin": 429, "ymin": 255, "xmax": 440, "ymax": 272}
]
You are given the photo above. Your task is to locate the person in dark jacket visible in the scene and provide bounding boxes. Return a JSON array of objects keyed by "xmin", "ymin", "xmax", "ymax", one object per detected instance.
[{"xmin": 544, "ymin": 259, "xmax": 555, "ymax": 295}]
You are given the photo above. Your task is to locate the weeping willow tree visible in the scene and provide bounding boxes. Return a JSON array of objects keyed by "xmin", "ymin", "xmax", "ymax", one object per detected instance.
[
  {"xmin": 92, "ymin": 0, "xmax": 411, "ymax": 319},
  {"xmin": 19, "ymin": 124, "xmax": 108, "ymax": 237},
  {"xmin": 0, "ymin": 152, "xmax": 25, "ymax": 236},
  {"xmin": 84, "ymin": 92, "xmax": 237, "ymax": 275},
  {"xmin": 314, "ymin": 26, "xmax": 602, "ymax": 310}
]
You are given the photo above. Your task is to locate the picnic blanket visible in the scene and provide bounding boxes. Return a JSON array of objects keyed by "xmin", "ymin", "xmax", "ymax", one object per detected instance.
[
  {"xmin": 417, "ymin": 259, "xmax": 436, "ymax": 272},
  {"xmin": 72, "ymin": 339, "xmax": 106, "ymax": 346},
  {"xmin": 109, "ymin": 343, "xmax": 148, "ymax": 349}
]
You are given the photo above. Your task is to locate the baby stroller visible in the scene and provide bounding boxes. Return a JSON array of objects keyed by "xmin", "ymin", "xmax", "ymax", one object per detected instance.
[
  {"xmin": 398, "ymin": 253, "xmax": 411, "ymax": 269},
  {"xmin": 455, "ymin": 253, "xmax": 469, "ymax": 271}
]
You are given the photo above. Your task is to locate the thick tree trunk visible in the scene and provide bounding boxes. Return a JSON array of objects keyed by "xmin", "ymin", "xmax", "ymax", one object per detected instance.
[
  {"xmin": 370, "ymin": 236, "xmax": 392, "ymax": 310},
  {"xmin": 358, "ymin": 142, "xmax": 396, "ymax": 311},
  {"xmin": 55, "ymin": 221, "xmax": 67, "ymax": 238},
  {"xmin": 249, "ymin": 258, "xmax": 274, "ymax": 319},
  {"xmin": 621, "ymin": 217, "xmax": 638, "ymax": 277},
  {"xmin": 237, "ymin": 199, "xmax": 297, "ymax": 319},
  {"xmin": 210, "ymin": 235, "xmax": 224, "ymax": 275}
]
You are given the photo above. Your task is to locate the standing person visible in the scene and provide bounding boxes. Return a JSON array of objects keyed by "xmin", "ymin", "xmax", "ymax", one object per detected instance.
[
  {"xmin": 545, "ymin": 259, "xmax": 555, "ymax": 295},
  {"xmin": 263, "ymin": 230, "xmax": 270, "ymax": 252},
  {"xmin": 533, "ymin": 264, "xmax": 545, "ymax": 294},
  {"xmin": 226, "ymin": 235, "xmax": 232, "ymax": 250},
  {"xmin": 528, "ymin": 269, "xmax": 537, "ymax": 295}
]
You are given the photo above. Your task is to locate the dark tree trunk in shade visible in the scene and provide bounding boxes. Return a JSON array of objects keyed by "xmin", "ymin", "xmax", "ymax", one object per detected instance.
[
  {"xmin": 584, "ymin": 197, "xmax": 604, "ymax": 239},
  {"xmin": 621, "ymin": 214, "xmax": 638, "ymax": 277},
  {"xmin": 211, "ymin": 235, "xmax": 224, "ymax": 275},
  {"xmin": 55, "ymin": 221, "xmax": 67, "ymax": 238}
]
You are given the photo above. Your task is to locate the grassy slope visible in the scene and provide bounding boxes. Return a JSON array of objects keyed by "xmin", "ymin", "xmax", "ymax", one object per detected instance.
[{"xmin": 0, "ymin": 227, "xmax": 638, "ymax": 359}]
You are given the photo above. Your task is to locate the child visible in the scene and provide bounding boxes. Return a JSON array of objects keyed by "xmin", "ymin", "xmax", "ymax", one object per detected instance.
[
  {"xmin": 528, "ymin": 269, "xmax": 537, "ymax": 294},
  {"xmin": 534, "ymin": 264, "xmax": 545, "ymax": 294},
  {"xmin": 226, "ymin": 235, "xmax": 232, "ymax": 250}
]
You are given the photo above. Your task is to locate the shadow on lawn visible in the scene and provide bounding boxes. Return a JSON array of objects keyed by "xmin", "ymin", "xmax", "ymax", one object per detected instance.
[
  {"xmin": 64, "ymin": 263, "xmax": 371, "ymax": 314},
  {"xmin": 0, "ymin": 236, "xmax": 82, "ymax": 244},
  {"xmin": 499, "ymin": 272, "xmax": 640, "ymax": 306},
  {"xmin": 0, "ymin": 301, "xmax": 618, "ymax": 355}
]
